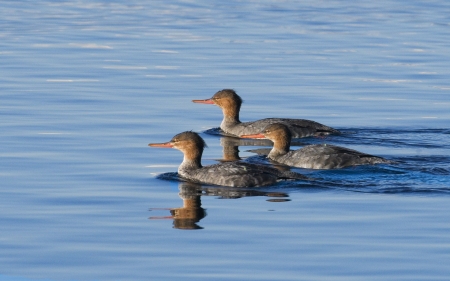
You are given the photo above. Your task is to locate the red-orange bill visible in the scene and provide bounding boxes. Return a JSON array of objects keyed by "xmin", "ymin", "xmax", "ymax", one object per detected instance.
[
  {"xmin": 192, "ymin": 99, "xmax": 214, "ymax": 104},
  {"xmin": 148, "ymin": 142, "xmax": 173, "ymax": 148},
  {"xmin": 240, "ymin": 133, "xmax": 265, "ymax": 139}
]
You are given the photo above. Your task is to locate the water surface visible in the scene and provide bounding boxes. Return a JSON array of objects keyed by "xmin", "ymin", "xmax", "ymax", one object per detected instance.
[{"xmin": 1, "ymin": 0, "xmax": 449, "ymax": 280}]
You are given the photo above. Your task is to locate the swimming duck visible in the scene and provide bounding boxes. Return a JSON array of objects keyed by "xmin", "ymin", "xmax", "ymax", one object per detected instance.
[
  {"xmin": 192, "ymin": 89, "xmax": 340, "ymax": 138},
  {"xmin": 241, "ymin": 123, "xmax": 391, "ymax": 169},
  {"xmin": 149, "ymin": 131, "xmax": 307, "ymax": 187}
]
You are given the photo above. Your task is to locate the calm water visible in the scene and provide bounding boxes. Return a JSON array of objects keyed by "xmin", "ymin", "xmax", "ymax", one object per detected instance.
[{"xmin": 1, "ymin": 0, "xmax": 450, "ymax": 280}]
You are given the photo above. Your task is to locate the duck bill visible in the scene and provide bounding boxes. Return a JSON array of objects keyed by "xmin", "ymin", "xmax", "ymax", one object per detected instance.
[
  {"xmin": 240, "ymin": 133, "xmax": 266, "ymax": 139},
  {"xmin": 148, "ymin": 142, "xmax": 174, "ymax": 148},
  {"xmin": 192, "ymin": 98, "xmax": 214, "ymax": 105}
]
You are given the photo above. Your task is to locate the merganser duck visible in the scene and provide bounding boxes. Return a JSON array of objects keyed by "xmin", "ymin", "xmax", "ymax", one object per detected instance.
[
  {"xmin": 192, "ymin": 89, "xmax": 340, "ymax": 138},
  {"xmin": 149, "ymin": 131, "xmax": 307, "ymax": 187},
  {"xmin": 241, "ymin": 123, "xmax": 391, "ymax": 169}
]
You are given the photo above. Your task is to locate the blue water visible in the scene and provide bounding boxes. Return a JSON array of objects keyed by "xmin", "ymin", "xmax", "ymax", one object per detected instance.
[{"xmin": 1, "ymin": 0, "xmax": 450, "ymax": 280}]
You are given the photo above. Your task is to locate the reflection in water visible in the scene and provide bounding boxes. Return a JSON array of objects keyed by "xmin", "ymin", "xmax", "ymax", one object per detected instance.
[
  {"xmin": 149, "ymin": 182, "xmax": 206, "ymax": 230},
  {"xmin": 219, "ymin": 135, "xmax": 312, "ymax": 177},
  {"xmin": 219, "ymin": 136, "xmax": 273, "ymax": 161},
  {"xmin": 150, "ymin": 181, "xmax": 290, "ymax": 230},
  {"xmin": 246, "ymin": 148, "xmax": 272, "ymax": 157},
  {"xmin": 202, "ymin": 187, "xmax": 290, "ymax": 200},
  {"xmin": 219, "ymin": 135, "xmax": 309, "ymax": 162}
]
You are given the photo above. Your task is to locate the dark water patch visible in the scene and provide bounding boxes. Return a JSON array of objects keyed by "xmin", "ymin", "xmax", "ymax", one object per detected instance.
[
  {"xmin": 314, "ymin": 173, "xmax": 450, "ymax": 195},
  {"xmin": 307, "ymin": 178, "xmax": 450, "ymax": 195},
  {"xmin": 241, "ymin": 154, "xmax": 271, "ymax": 164},
  {"xmin": 280, "ymin": 162, "xmax": 450, "ymax": 195},
  {"xmin": 202, "ymin": 187, "xmax": 290, "ymax": 200},
  {"xmin": 330, "ymin": 128, "xmax": 450, "ymax": 149},
  {"xmin": 156, "ymin": 172, "xmax": 183, "ymax": 182},
  {"xmin": 245, "ymin": 148, "xmax": 271, "ymax": 156},
  {"xmin": 427, "ymin": 167, "xmax": 450, "ymax": 175},
  {"xmin": 374, "ymin": 187, "xmax": 450, "ymax": 195},
  {"xmin": 394, "ymin": 155, "xmax": 450, "ymax": 175},
  {"xmin": 202, "ymin": 127, "xmax": 230, "ymax": 136}
]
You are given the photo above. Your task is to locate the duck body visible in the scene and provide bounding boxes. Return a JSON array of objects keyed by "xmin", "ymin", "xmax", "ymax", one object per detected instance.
[
  {"xmin": 241, "ymin": 123, "xmax": 391, "ymax": 170},
  {"xmin": 179, "ymin": 160, "xmax": 304, "ymax": 188},
  {"xmin": 149, "ymin": 131, "xmax": 306, "ymax": 187},
  {"xmin": 270, "ymin": 143, "xmax": 391, "ymax": 169},
  {"xmin": 220, "ymin": 117, "xmax": 339, "ymax": 138},
  {"xmin": 193, "ymin": 89, "xmax": 340, "ymax": 138}
]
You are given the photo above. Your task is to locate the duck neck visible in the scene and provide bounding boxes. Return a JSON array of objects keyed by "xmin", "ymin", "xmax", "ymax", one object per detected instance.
[
  {"xmin": 179, "ymin": 149, "xmax": 203, "ymax": 172},
  {"xmin": 268, "ymin": 137, "xmax": 290, "ymax": 159},
  {"xmin": 220, "ymin": 104, "xmax": 241, "ymax": 128}
]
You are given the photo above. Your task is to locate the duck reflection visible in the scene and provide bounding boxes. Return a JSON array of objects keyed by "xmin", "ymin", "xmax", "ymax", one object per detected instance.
[
  {"xmin": 149, "ymin": 181, "xmax": 290, "ymax": 230},
  {"xmin": 150, "ymin": 182, "xmax": 206, "ymax": 230},
  {"xmin": 219, "ymin": 136, "xmax": 309, "ymax": 176},
  {"xmin": 219, "ymin": 135, "xmax": 308, "ymax": 162},
  {"xmin": 219, "ymin": 136, "xmax": 273, "ymax": 161}
]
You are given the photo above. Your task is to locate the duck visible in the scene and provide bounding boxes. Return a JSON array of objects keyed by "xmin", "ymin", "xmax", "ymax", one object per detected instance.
[
  {"xmin": 241, "ymin": 123, "xmax": 391, "ymax": 169},
  {"xmin": 192, "ymin": 89, "xmax": 340, "ymax": 138},
  {"xmin": 149, "ymin": 131, "xmax": 307, "ymax": 187}
]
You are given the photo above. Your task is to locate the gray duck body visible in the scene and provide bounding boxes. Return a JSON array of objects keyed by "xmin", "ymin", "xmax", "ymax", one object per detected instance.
[
  {"xmin": 179, "ymin": 160, "xmax": 306, "ymax": 188},
  {"xmin": 271, "ymin": 144, "xmax": 392, "ymax": 169},
  {"xmin": 221, "ymin": 117, "xmax": 340, "ymax": 139}
]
